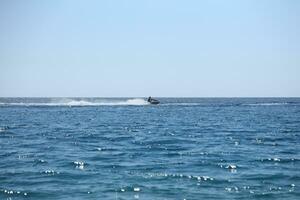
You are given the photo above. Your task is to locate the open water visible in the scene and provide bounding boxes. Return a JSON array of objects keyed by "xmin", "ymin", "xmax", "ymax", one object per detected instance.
[{"xmin": 0, "ymin": 98, "xmax": 299, "ymax": 199}]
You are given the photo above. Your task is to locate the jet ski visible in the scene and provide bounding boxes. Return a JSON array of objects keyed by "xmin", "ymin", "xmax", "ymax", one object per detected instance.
[{"xmin": 147, "ymin": 97, "xmax": 160, "ymax": 105}]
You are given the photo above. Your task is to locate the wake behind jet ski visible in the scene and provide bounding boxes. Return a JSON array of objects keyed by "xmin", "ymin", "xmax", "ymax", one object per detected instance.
[{"xmin": 147, "ymin": 97, "xmax": 160, "ymax": 105}]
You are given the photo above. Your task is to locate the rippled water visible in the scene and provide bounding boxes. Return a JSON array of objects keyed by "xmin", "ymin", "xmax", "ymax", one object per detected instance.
[{"xmin": 0, "ymin": 98, "xmax": 300, "ymax": 199}]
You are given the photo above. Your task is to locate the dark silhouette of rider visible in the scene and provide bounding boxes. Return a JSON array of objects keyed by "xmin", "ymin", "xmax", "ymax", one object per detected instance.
[{"xmin": 147, "ymin": 96, "xmax": 152, "ymax": 102}]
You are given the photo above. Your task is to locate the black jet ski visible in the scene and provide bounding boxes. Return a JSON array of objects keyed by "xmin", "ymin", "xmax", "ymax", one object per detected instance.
[{"xmin": 147, "ymin": 97, "xmax": 160, "ymax": 105}]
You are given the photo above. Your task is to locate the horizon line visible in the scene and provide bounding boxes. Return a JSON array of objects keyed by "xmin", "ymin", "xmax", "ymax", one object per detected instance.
[{"xmin": 0, "ymin": 96, "xmax": 300, "ymax": 98}]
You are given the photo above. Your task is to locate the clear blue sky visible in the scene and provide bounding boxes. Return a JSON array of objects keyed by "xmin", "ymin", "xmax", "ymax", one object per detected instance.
[{"xmin": 0, "ymin": 0, "xmax": 299, "ymax": 97}]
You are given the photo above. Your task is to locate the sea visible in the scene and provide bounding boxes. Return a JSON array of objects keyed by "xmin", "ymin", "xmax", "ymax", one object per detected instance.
[{"xmin": 0, "ymin": 98, "xmax": 299, "ymax": 200}]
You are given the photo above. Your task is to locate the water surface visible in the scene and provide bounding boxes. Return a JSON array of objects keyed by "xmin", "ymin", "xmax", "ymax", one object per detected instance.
[{"xmin": 0, "ymin": 98, "xmax": 299, "ymax": 199}]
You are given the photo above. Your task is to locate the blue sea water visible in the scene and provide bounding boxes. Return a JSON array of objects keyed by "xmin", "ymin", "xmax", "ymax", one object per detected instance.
[{"xmin": 0, "ymin": 98, "xmax": 299, "ymax": 200}]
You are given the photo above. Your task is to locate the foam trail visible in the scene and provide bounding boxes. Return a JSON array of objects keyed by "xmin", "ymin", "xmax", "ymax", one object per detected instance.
[
  {"xmin": 0, "ymin": 99, "xmax": 150, "ymax": 106},
  {"xmin": 112, "ymin": 98, "xmax": 149, "ymax": 106}
]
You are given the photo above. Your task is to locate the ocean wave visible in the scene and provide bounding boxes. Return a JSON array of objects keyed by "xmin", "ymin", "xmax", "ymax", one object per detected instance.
[
  {"xmin": 0, "ymin": 98, "xmax": 149, "ymax": 106},
  {"xmin": 243, "ymin": 102, "xmax": 289, "ymax": 106},
  {"xmin": 159, "ymin": 103, "xmax": 202, "ymax": 106}
]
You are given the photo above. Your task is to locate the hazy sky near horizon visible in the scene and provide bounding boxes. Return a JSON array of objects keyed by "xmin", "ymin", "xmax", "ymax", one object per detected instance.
[{"xmin": 0, "ymin": 0, "xmax": 299, "ymax": 97}]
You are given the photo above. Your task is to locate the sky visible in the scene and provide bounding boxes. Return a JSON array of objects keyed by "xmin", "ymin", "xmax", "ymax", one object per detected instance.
[{"xmin": 0, "ymin": 0, "xmax": 299, "ymax": 97}]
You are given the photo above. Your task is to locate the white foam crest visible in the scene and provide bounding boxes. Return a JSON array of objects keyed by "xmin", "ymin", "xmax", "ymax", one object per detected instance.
[
  {"xmin": 161, "ymin": 103, "xmax": 203, "ymax": 106},
  {"xmin": 64, "ymin": 100, "xmax": 98, "ymax": 106},
  {"xmin": 0, "ymin": 99, "xmax": 150, "ymax": 106},
  {"xmin": 115, "ymin": 98, "xmax": 149, "ymax": 106},
  {"xmin": 244, "ymin": 102, "xmax": 289, "ymax": 106}
]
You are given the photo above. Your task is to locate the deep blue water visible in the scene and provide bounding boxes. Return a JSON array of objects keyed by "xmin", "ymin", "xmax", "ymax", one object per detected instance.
[{"xmin": 0, "ymin": 98, "xmax": 300, "ymax": 199}]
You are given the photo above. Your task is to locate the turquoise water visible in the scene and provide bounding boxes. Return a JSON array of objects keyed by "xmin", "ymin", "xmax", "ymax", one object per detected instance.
[{"xmin": 0, "ymin": 98, "xmax": 299, "ymax": 199}]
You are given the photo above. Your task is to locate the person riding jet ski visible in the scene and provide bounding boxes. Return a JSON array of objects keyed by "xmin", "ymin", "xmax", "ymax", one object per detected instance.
[{"xmin": 147, "ymin": 96, "xmax": 159, "ymax": 104}]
